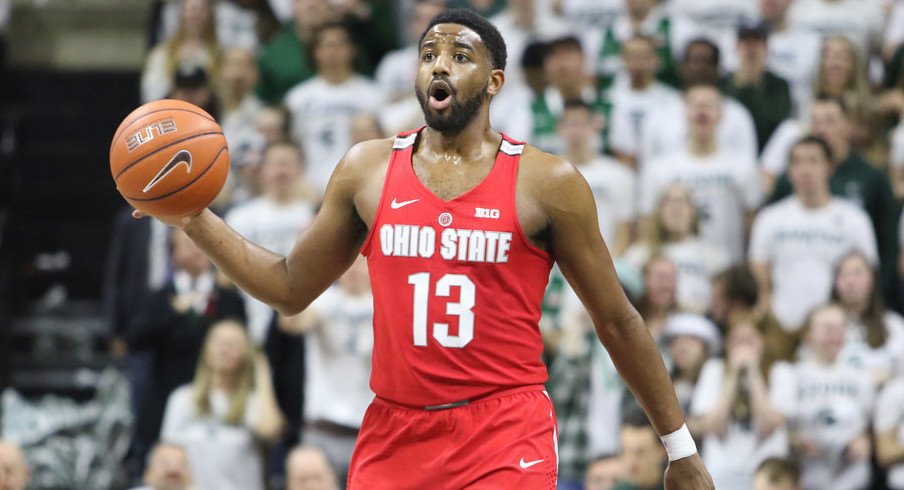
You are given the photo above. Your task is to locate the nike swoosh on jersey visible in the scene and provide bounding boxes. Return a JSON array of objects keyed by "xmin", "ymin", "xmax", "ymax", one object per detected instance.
[
  {"xmin": 143, "ymin": 149, "xmax": 192, "ymax": 193},
  {"xmin": 390, "ymin": 198, "xmax": 419, "ymax": 209},
  {"xmin": 519, "ymin": 458, "xmax": 544, "ymax": 469}
]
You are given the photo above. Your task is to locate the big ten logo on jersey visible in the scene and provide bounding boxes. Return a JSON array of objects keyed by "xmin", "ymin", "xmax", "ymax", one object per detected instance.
[
  {"xmin": 474, "ymin": 207, "xmax": 500, "ymax": 219},
  {"xmin": 126, "ymin": 118, "xmax": 177, "ymax": 152},
  {"xmin": 378, "ymin": 224, "xmax": 512, "ymax": 263}
]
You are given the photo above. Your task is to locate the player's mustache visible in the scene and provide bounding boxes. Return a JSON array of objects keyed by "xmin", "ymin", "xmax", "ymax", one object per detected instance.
[{"xmin": 428, "ymin": 77, "xmax": 456, "ymax": 97}]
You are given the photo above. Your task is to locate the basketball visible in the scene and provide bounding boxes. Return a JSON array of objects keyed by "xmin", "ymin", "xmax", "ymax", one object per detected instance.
[{"xmin": 109, "ymin": 99, "xmax": 229, "ymax": 219}]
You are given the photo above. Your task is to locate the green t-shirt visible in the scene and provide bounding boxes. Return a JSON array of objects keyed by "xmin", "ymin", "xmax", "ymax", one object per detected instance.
[
  {"xmin": 723, "ymin": 71, "xmax": 792, "ymax": 153},
  {"xmin": 255, "ymin": 23, "xmax": 315, "ymax": 105}
]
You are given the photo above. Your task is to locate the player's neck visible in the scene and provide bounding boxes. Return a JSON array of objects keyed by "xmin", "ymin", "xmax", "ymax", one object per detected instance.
[{"xmin": 421, "ymin": 116, "xmax": 496, "ymax": 162}]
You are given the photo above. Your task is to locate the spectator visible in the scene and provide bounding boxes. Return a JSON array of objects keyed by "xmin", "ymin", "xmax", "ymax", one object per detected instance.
[
  {"xmin": 757, "ymin": 0, "xmax": 821, "ymax": 117},
  {"xmin": 284, "ymin": 21, "xmax": 384, "ymax": 194},
  {"xmin": 531, "ymin": 36, "xmax": 604, "ymax": 155},
  {"xmin": 585, "ymin": 453, "xmax": 624, "ymax": 490},
  {"xmin": 750, "ymin": 136, "xmax": 877, "ymax": 331},
  {"xmin": 640, "ymin": 83, "xmax": 761, "ymax": 265},
  {"xmin": 219, "ymin": 47, "xmax": 264, "ymax": 158},
  {"xmin": 752, "ymin": 457, "xmax": 802, "ymax": 490},
  {"xmin": 831, "ymin": 251, "xmax": 904, "ymax": 385},
  {"xmin": 169, "ymin": 64, "xmax": 221, "ymax": 120},
  {"xmin": 279, "ymin": 257, "xmax": 373, "ymax": 484},
  {"xmin": 708, "ymin": 266, "xmax": 799, "ymax": 364},
  {"xmin": 490, "ymin": 0, "xmax": 570, "ymax": 92},
  {"xmin": 156, "ymin": 0, "xmax": 261, "ymax": 51},
  {"xmin": 613, "ymin": 414, "xmax": 666, "ymax": 490},
  {"xmin": 225, "ymin": 141, "xmax": 317, "ymax": 345},
  {"xmin": 624, "ymin": 182, "xmax": 729, "ymax": 313},
  {"xmin": 812, "ymin": 36, "xmax": 875, "ymax": 151},
  {"xmin": 638, "ymin": 39, "xmax": 758, "ymax": 169},
  {"xmin": 558, "ymin": 100, "xmax": 636, "ymax": 256},
  {"xmin": 285, "ymin": 445, "xmax": 339, "ymax": 490},
  {"xmin": 256, "ymin": 0, "xmax": 334, "ymax": 105},
  {"xmin": 256, "ymin": 105, "xmax": 292, "ymax": 145},
  {"xmin": 142, "ymin": 0, "xmax": 221, "ymax": 103},
  {"xmin": 132, "ymin": 443, "xmax": 193, "ymax": 490},
  {"xmin": 662, "ymin": 312, "xmax": 721, "ymax": 413},
  {"xmin": 374, "ymin": 0, "xmax": 447, "ymax": 134},
  {"xmin": 724, "ymin": 22, "xmax": 792, "ymax": 153},
  {"xmin": 127, "ymin": 230, "xmax": 246, "ymax": 464},
  {"xmin": 875, "ymin": 375, "xmax": 904, "ymax": 490},
  {"xmin": 787, "ymin": 0, "xmax": 883, "ymax": 57},
  {"xmin": 0, "ymin": 440, "xmax": 29, "ymax": 490},
  {"xmin": 161, "ymin": 320, "xmax": 285, "ymax": 490},
  {"xmin": 689, "ymin": 318, "xmax": 788, "ymax": 489},
  {"xmin": 884, "ymin": 1, "xmax": 904, "ymax": 61},
  {"xmin": 770, "ymin": 98, "xmax": 898, "ymax": 308},
  {"xmin": 773, "ymin": 304, "xmax": 875, "ymax": 490},
  {"xmin": 349, "ymin": 113, "xmax": 385, "ymax": 145},
  {"xmin": 667, "ymin": 0, "xmax": 758, "ymax": 59},
  {"xmin": 586, "ymin": 0, "xmax": 690, "ymax": 86},
  {"xmin": 606, "ymin": 35, "xmax": 684, "ymax": 168},
  {"xmin": 634, "ymin": 256, "xmax": 679, "ymax": 343},
  {"xmin": 882, "ymin": 66, "xmax": 904, "ymax": 198}
]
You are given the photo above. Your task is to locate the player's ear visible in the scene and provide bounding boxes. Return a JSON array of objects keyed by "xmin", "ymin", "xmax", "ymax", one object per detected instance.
[{"xmin": 487, "ymin": 68, "xmax": 505, "ymax": 97}]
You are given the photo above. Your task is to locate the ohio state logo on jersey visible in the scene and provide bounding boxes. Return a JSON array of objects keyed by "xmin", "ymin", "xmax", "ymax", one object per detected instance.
[{"xmin": 378, "ymin": 224, "xmax": 512, "ymax": 263}]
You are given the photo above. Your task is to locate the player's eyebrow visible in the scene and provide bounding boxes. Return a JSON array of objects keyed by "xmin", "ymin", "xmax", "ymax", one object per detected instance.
[{"xmin": 453, "ymin": 41, "xmax": 475, "ymax": 52}]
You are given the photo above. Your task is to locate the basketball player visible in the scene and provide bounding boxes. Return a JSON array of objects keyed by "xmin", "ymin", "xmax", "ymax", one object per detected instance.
[{"xmin": 136, "ymin": 9, "xmax": 712, "ymax": 488}]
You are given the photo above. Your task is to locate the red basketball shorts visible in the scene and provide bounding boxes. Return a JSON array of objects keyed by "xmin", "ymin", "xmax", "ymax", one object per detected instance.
[{"xmin": 347, "ymin": 385, "xmax": 558, "ymax": 489}]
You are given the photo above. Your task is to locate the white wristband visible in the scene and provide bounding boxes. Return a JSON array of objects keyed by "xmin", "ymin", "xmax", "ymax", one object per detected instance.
[{"xmin": 660, "ymin": 423, "xmax": 697, "ymax": 461}]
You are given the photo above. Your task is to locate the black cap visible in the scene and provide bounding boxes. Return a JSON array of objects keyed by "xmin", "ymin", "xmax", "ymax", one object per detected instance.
[
  {"xmin": 173, "ymin": 63, "xmax": 209, "ymax": 88},
  {"xmin": 737, "ymin": 21, "xmax": 769, "ymax": 40}
]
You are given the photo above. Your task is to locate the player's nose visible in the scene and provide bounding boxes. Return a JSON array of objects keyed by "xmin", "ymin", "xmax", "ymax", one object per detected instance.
[{"xmin": 432, "ymin": 52, "xmax": 452, "ymax": 76}]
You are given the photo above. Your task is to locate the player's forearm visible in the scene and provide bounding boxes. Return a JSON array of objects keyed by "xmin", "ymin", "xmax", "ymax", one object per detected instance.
[
  {"xmin": 594, "ymin": 312, "xmax": 686, "ymax": 435},
  {"xmin": 182, "ymin": 210, "xmax": 300, "ymax": 314}
]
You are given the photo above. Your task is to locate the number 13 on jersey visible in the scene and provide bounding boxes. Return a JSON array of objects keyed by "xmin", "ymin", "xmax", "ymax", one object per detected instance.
[{"xmin": 407, "ymin": 273, "xmax": 476, "ymax": 348}]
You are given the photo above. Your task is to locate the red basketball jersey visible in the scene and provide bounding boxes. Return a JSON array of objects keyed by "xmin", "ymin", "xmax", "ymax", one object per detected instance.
[{"xmin": 361, "ymin": 128, "xmax": 553, "ymax": 407}]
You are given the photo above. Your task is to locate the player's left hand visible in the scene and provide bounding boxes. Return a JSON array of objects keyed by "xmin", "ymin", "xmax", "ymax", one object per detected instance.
[{"xmin": 663, "ymin": 454, "xmax": 714, "ymax": 489}]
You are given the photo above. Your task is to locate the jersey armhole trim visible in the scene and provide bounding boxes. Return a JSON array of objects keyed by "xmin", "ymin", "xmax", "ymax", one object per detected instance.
[
  {"xmin": 507, "ymin": 144, "xmax": 554, "ymax": 263},
  {"xmin": 360, "ymin": 140, "xmax": 412, "ymax": 256}
]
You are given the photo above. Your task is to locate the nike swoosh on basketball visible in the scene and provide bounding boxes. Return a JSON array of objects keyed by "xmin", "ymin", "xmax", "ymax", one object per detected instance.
[
  {"xmin": 519, "ymin": 458, "xmax": 544, "ymax": 469},
  {"xmin": 143, "ymin": 149, "xmax": 192, "ymax": 193},
  {"xmin": 390, "ymin": 198, "xmax": 419, "ymax": 209}
]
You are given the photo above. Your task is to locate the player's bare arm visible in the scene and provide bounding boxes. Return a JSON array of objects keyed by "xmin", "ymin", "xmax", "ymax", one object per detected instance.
[
  {"xmin": 518, "ymin": 146, "xmax": 714, "ymax": 489},
  {"xmin": 144, "ymin": 138, "xmax": 394, "ymax": 315}
]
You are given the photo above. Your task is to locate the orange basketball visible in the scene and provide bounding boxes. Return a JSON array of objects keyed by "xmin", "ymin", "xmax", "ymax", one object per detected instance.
[{"xmin": 109, "ymin": 99, "xmax": 229, "ymax": 219}]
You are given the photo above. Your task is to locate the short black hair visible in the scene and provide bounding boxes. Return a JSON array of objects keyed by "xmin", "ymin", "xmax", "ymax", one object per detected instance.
[
  {"xmin": 308, "ymin": 21, "xmax": 355, "ymax": 69},
  {"xmin": 714, "ymin": 266, "xmax": 759, "ymax": 308},
  {"xmin": 544, "ymin": 35, "xmax": 583, "ymax": 59},
  {"xmin": 683, "ymin": 37, "xmax": 720, "ymax": 67},
  {"xmin": 791, "ymin": 135, "xmax": 834, "ymax": 164},
  {"xmin": 420, "ymin": 8, "xmax": 507, "ymax": 71}
]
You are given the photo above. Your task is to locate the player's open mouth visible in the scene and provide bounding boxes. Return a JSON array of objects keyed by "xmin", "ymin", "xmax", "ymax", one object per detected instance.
[{"xmin": 428, "ymin": 81, "xmax": 453, "ymax": 111}]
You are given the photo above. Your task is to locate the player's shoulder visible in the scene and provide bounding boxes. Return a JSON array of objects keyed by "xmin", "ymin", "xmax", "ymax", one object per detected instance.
[
  {"xmin": 334, "ymin": 137, "xmax": 396, "ymax": 177},
  {"xmin": 519, "ymin": 144, "xmax": 581, "ymax": 182},
  {"xmin": 518, "ymin": 145, "xmax": 597, "ymax": 206}
]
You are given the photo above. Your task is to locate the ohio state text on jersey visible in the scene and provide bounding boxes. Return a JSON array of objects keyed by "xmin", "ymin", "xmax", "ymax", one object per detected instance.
[{"xmin": 361, "ymin": 128, "xmax": 553, "ymax": 407}]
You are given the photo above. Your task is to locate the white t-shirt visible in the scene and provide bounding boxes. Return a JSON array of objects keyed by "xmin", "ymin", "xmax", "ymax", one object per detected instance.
[
  {"xmin": 874, "ymin": 377, "xmax": 904, "ymax": 489},
  {"xmin": 606, "ymin": 78, "xmax": 684, "ymax": 158},
  {"xmin": 891, "ymin": 123, "xmax": 904, "ymax": 170},
  {"xmin": 559, "ymin": 0, "xmax": 622, "ymax": 29},
  {"xmin": 303, "ymin": 285, "xmax": 374, "ymax": 428},
  {"xmin": 158, "ymin": 1, "xmax": 259, "ymax": 51},
  {"xmin": 225, "ymin": 197, "xmax": 316, "ymax": 344},
  {"xmin": 839, "ymin": 312, "xmax": 904, "ymax": 383},
  {"xmin": 375, "ymin": 45, "xmax": 417, "ymax": 102},
  {"xmin": 749, "ymin": 197, "xmax": 878, "ymax": 330},
  {"xmin": 640, "ymin": 147, "xmax": 762, "ymax": 264},
  {"xmin": 285, "ymin": 75, "xmax": 385, "ymax": 193},
  {"xmin": 788, "ymin": 0, "xmax": 885, "ymax": 55},
  {"xmin": 490, "ymin": 10, "xmax": 570, "ymax": 91},
  {"xmin": 885, "ymin": 1, "xmax": 904, "ymax": 50},
  {"xmin": 161, "ymin": 386, "xmax": 264, "ymax": 490},
  {"xmin": 638, "ymin": 97, "xmax": 758, "ymax": 170},
  {"xmin": 771, "ymin": 359, "xmax": 875, "ymax": 490},
  {"xmin": 623, "ymin": 238, "xmax": 729, "ymax": 312},
  {"xmin": 760, "ymin": 118, "xmax": 806, "ymax": 177},
  {"xmin": 766, "ymin": 27, "xmax": 823, "ymax": 116},
  {"xmin": 489, "ymin": 82, "xmax": 535, "ymax": 144},
  {"xmin": 574, "ymin": 156, "xmax": 637, "ymax": 247},
  {"xmin": 690, "ymin": 359, "xmax": 789, "ymax": 490},
  {"xmin": 666, "ymin": 0, "xmax": 758, "ymax": 72}
]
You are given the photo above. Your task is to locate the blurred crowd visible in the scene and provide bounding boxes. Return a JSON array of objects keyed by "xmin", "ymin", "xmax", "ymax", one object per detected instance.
[{"xmin": 6, "ymin": 0, "xmax": 902, "ymax": 489}]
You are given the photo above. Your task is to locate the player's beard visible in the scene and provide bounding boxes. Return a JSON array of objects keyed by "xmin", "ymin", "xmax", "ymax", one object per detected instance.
[{"xmin": 416, "ymin": 81, "xmax": 488, "ymax": 135}]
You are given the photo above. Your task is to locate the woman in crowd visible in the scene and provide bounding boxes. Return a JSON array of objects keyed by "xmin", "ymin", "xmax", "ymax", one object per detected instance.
[
  {"xmin": 624, "ymin": 183, "xmax": 728, "ymax": 313},
  {"xmin": 161, "ymin": 319, "xmax": 285, "ymax": 490},
  {"xmin": 141, "ymin": 0, "xmax": 222, "ymax": 102},
  {"xmin": 689, "ymin": 318, "xmax": 788, "ymax": 489},
  {"xmin": 812, "ymin": 36, "xmax": 875, "ymax": 152},
  {"xmin": 831, "ymin": 250, "xmax": 904, "ymax": 385}
]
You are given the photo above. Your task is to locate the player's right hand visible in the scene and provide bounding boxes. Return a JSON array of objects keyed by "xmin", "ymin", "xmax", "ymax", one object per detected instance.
[{"xmin": 664, "ymin": 454, "xmax": 714, "ymax": 489}]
